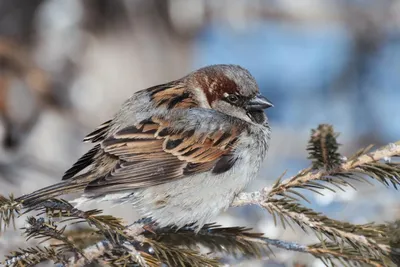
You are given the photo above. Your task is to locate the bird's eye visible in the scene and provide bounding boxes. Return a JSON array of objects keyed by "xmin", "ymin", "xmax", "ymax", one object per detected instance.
[{"xmin": 226, "ymin": 94, "xmax": 239, "ymax": 104}]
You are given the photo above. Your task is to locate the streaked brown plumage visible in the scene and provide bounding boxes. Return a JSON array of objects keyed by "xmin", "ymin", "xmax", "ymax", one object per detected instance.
[{"xmin": 18, "ymin": 64, "xmax": 273, "ymax": 229}]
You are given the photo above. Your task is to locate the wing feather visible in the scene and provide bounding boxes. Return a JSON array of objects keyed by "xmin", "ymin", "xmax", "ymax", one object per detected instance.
[
  {"xmin": 62, "ymin": 119, "xmax": 113, "ymax": 180},
  {"xmin": 83, "ymin": 109, "xmax": 246, "ymax": 195},
  {"xmin": 83, "ymin": 119, "xmax": 112, "ymax": 142},
  {"xmin": 62, "ymin": 144, "xmax": 101, "ymax": 180}
]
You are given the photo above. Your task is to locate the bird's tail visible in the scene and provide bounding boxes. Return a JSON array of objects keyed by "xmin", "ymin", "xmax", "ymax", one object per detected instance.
[{"xmin": 16, "ymin": 174, "xmax": 89, "ymax": 206}]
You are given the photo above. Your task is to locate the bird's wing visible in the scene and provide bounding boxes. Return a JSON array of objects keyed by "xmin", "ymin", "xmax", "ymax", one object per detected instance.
[
  {"xmin": 83, "ymin": 108, "xmax": 247, "ymax": 194},
  {"xmin": 62, "ymin": 80, "xmax": 193, "ymax": 181},
  {"xmin": 62, "ymin": 120, "xmax": 112, "ymax": 180},
  {"xmin": 83, "ymin": 119, "xmax": 113, "ymax": 143}
]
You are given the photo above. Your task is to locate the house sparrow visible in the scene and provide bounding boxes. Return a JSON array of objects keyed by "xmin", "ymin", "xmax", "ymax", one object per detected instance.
[{"xmin": 19, "ymin": 64, "xmax": 273, "ymax": 229}]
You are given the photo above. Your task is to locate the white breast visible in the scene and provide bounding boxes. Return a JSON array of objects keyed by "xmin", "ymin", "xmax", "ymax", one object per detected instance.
[{"xmin": 132, "ymin": 125, "xmax": 270, "ymax": 229}]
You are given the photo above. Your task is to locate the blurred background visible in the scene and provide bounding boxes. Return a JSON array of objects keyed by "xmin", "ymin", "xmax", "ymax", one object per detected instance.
[{"xmin": 0, "ymin": 0, "xmax": 399, "ymax": 266}]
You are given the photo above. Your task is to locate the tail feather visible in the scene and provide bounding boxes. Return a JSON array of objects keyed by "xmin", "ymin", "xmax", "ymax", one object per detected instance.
[{"xmin": 16, "ymin": 176, "xmax": 89, "ymax": 206}]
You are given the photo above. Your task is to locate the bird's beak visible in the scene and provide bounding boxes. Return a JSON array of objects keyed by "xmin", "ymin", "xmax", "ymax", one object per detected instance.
[{"xmin": 246, "ymin": 94, "xmax": 274, "ymax": 111}]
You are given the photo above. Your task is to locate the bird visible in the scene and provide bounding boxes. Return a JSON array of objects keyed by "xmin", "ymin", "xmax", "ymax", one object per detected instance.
[{"xmin": 18, "ymin": 64, "xmax": 273, "ymax": 230}]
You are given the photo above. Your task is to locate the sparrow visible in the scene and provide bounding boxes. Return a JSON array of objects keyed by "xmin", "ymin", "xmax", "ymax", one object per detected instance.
[{"xmin": 18, "ymin": 64, "xmax": 273, "ymax": 229}]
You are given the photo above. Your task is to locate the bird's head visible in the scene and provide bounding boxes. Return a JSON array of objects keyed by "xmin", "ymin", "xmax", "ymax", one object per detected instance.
[{"xmin": 188, "ymin": 64, "xmax": 273, "ymax": 125}]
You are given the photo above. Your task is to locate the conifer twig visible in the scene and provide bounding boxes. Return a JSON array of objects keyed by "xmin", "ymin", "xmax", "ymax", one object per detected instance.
[
  {"xmin": 63, "ymin": 223, "xmax": 391, "ymax": 267},
  {"xmin": 232, "ymin": 141, "xmax": 400, "ymax": 206},
  {"xmin": 233, "ymin": 197, "xmax": 392, "ymax": 263}
]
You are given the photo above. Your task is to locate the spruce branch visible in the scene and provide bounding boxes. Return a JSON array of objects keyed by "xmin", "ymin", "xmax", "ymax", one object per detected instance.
[
  {"xmin": 23, "ymin": 216, "xmax": 83, "ymax": 257},
  {"xmin": 388, "ymin": 220, "xmax": 400, "ymax": 266},
  {"xmin": 66, "ymin": 221, "xmax": 395, "ymax": 267},
  {"xmin": 234, "ymin": 195, "xmax": 393, "ymax": 264},
  {"xmin": 0, "ymin": 197, "xmax": 125, "ymax": 235},
  {"xmin": 26, "ymin": 199, "xmax": 125, "ymax": 232},
  {"xmin": 3, "ymin": 246, "xmax": 67, "ymax": 267},
  {"xmin": 4, "ymin": 212, "xmax": 399, "ymax": 266},
  {"xmin": 233, "ymin": 141, "xmax": 400, "ymax": 205},
  {"xmin": 307, "ymin": 242, "xmax": 389, "ymax": 267},
  {"xmin": 307, "ymin": 124, "xmax": 343, "ymax": 170},
  {"xmin": 272, "ymin": 141, "xmax": 400, "ymax": 198},
  {"xmin": 4, "ymin": 224, "xmax": 393, "ymax": 267},
  {"xmin": 145, "ymin": 238, "xmax": 221, "ymax": 267},
  {"xmin": 146, "ymin": 223, "xmax": 272, "ymax": 258},
  {"xmin": 66, "ymin": 221, "xmax": 292, "ymax": 267},
  {"xmin": 0, "ymin": 194, "xmax": 22, "ymax": 232},
  {"xmin": 66, "ymin": 222, "xmax": 222, "ymax": 267},
  {"xmin": 266, "ymin": 199, "xmax": 390, "ymax": 255}
]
